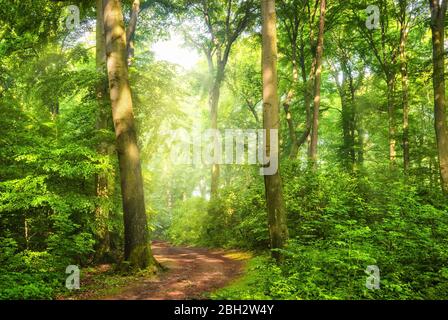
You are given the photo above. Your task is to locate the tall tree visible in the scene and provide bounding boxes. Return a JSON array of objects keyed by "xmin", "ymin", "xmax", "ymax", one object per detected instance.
[
  {"xmin": 429, "ymin": 0, "xmax": 448, "ymax": 194},
  {"xmin": 182, "ymin": 0, "xmax": 257, "ymax": 199},
  {"xmin": 309, "ymin": 0, "xmax": 326, "ymax": 166},
  {"xmin": 277, "ymin": 0, "xmax": 313, "ymax": 159},
  {"xmin": 94, "ymin": 0, "xmax": 113, "ymax": 261},
  {"xmin": 261, "ymin": 0, "xmax": 289, "ymax": 262},
  {"xmin": 103, "ymin": 0, "xmax": 155, "ymax": 268},
  {"xmin": 126, "ymin": 0, "xmax": 140, "ymax": 65},
  {"xmin": 399, "ymin": 0, "xmax": 411, "ymax": 172},
  {"xmin": 327, "ymin": 28, "xmax": 365, "ymax": 171},
  {"xmin": 355, "ymin": 0, "xmax": 400, "ymax": 167}
]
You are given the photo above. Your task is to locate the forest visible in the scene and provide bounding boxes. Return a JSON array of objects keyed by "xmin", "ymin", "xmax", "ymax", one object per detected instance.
[{"xmin": 0, "ymin": 0, "xmax": 447, "ymax": 301}]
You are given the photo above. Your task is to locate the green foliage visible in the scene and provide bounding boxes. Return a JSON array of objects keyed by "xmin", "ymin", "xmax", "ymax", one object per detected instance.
[
  {"xmin": 1, "ymin": 0, "xmax": 448, "ymax": 301},
  {"xmin": 0, "ymin": 27, "xmax": 113, "ymax": 298},
  {"xmin": 204, "ymin": 176, "xmax": 269, "ymax": 249},
  {"xmin": 168, "ymin": 197, "xmax": 209, "ymax": 246},
  {"xmin": 212, "ymin": 166, "xmax": 448, "ymax": 300},
  {"xmin": 165, "ymin": 167, "xmax": 269, "ymax": 249},
  {"xmin": 0, "ymin": 238, "xmax": 60, "ymax": 299}
]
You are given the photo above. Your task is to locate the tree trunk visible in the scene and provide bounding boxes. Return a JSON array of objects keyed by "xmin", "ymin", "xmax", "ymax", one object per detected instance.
[
  {"xmin": 309, "ymin": 0, "xmax": 326, "ymax": 167},
  {"xmin": 338, "ymin": 75, "xmax": 356, "ymax": 171},
  {"xmin": 94, "ymin": 0, "xmax": 112, "ymax": 262},
  {"xmin": 126, "ymin": 0, "xmax": 140, "ymax": 66},
  {"xmin": 261, "ymin": 0, "xmax": 289, "ymax": 262},
  {"xmin": 387, "ymin": 75, "xmax": 397, "ymax": 167},
  {"xmin": 24, "ymin": 215, "xmax": 29, "ymax": 250},
  {"xmin": 103, "ymin": 0, "xmax": 154, "ymax": 268},
  {"xmin": 401, "ymin": 54, "xmax": 410, "ymax": 173},
  {"xmin": 400, "ymin": 7, "xmax": 410, "ymax": 173},
  {"xmin": 355, "ymin": 111, "xmax": 364, "ymax": 168},
  {"xmin": 283, "ymin": 41, "xmax": 300, "ymax": 159},
  {"xmin": 283, "ymin": 34, "xmax": 312, "ymax": 159},
  {"xmin": 209, "ymin": 66, "xmax": 224, "ymax": 199},
  {"xmin": 429, "ymin": 0, "xmax": 448, "ymax": 194},
  {"xmin": 299, "ymin": 37, "xmax": 313, "ymax": 158}
]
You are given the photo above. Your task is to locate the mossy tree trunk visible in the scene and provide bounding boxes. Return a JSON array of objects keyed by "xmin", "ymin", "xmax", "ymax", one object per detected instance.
[
  {"xmin": 103, "ymin": 0, "xmax": 154, "ymax": 268},
  {"xmin": 94, "ymin": 0, "xmax": 113, "ymax": 263},
  {"xmin": 429, "ymin": 0, "xmax": 448, "ymax": 195},
  {"xmin": 261, "ymin": 0, "xmax": 289, "ymax": 262},
  {"xmin": 308, "ymin": 0, "xmax": 326, "ymax": 168}
]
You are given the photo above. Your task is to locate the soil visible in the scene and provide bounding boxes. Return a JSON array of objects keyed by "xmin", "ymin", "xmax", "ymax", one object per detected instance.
[{"xmin": 102, "ymin": 241, "xmax": 246, "ymax": 300}]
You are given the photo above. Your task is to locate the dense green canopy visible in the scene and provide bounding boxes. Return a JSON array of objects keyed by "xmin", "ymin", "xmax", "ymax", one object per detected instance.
[{"xmin": 0, "ymin": 0, "xmax": 447, "ymax": 300}]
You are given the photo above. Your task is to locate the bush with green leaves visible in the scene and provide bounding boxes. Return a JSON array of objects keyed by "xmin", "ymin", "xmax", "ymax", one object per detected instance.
[
  {"xmin": 168, "ymin": 197, "xmax": 209, "ymax": 246},
  {"xmin": 0, "ymin": 238, "xmax": 60, "ymax": 299},
  {"xmin": 212, "ymin": 166, "xmax": 448, "ymax": 300},
  {"xmin": 166, "ymin": 169, "xmax": 268, "ymax": 249},
  {"xmin": 0, "ymin": 44, "xmax": 113, "ymax": 299}
]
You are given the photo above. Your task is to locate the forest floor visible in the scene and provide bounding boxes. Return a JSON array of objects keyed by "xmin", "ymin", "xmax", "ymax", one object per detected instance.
[{"xmin": 65, "ymin": 241, "xmax": 250, "ymax": 300}]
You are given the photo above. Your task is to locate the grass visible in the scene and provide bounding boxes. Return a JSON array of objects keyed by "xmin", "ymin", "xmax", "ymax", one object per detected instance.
[
  {"xmin": 58, "ymin": 264, "xmax": 158, "ymax": 300},
  {"xmin": 209, "ymin": 255, "xmax": 273, "ymax": 300}
]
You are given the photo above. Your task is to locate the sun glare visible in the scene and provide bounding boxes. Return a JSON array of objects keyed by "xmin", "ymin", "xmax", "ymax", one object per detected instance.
[{"xmin": 151, "ymin": 34, "xmax": 200, "ymax": 70}]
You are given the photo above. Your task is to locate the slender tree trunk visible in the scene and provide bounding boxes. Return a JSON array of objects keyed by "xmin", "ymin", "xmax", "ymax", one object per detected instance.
[
  {"xmin": 309, "ymin": 0, "xmax": 326, "ymax": 167},
  {"xmin": 306, "ymin": 49, "xmax": 317, "ymax": 159},
  {"xmin": 355, "ymin": 110, "xmax": 364, "ymax": 168},
  {"xmin": 284, "ymin": 104, "xmax": 299, "ymax": 158},
  {"xmin": 387, "ymin": 75, "xmax": 397, "ymax": 167},
  {"xmin": 283, "ymin": 36, "xmax": 312, "ymax": 159},
  {"xmin": 283, "ymin": 42, "xmax": 300, "ymax": 159},
  {"xmin": 103, "ymin": 0, "xmax": 154, "ymax": 268},
  {"xmin": 338, "ymin": 75, "xmax": 356, "ymax": 171},
  {"xmin": 299, "ymin": 38, "xmax": 313, "ymax": 157},
  {"xmin": 209, "ymin": 66, "xmax": 224, "ymax": 199},
  {"xmin": 246, "ymin": 100, "xmax": 260, "ymax": 124},
  {"xmin": 126, "ymin": 0, "xmax": 140, "ymax": 66},
  {"xmin": 202, "ymin": 2, "xmax": 252, "ymax": 199},
  {"xmin": 400, "ymin": 12, "xmax": 410, "ymax": 173},
  {"xmin": 261, "ymin": 0, "xmax": 289, "ymax": 262},
  {"xmin": 24, "ymin": 216, "xmax": 29, "ymax": 250},
  {"xmin": 348, "ymin": 76, "xmax": 356, "ymax": 166},
  {"xmin": 430, "ymin": 155, "xmax": 436, "ymax": 188},
  {"xmin": 95, "ymin": 0, "xmax": 112, "ymax": 261},
  {"xmin": 429, "ymin": 0, "xmax": 448, "ymax": 194}
]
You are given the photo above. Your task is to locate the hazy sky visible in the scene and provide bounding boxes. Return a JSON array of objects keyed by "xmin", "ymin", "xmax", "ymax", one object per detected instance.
[{"xmin": 151, "ymin": 33, "xmax": 200, "ymax": 70}]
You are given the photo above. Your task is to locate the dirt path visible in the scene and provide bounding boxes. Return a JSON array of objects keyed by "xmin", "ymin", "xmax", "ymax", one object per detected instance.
[{"xmin": 103, "ymin": 241, "xmax": 247, "ymax": 300}]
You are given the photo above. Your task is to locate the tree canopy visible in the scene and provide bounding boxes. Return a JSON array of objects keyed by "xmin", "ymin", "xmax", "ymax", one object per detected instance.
[{"xmin": 0, "ymin": 0, "xmax": 447, "ymax": 300}]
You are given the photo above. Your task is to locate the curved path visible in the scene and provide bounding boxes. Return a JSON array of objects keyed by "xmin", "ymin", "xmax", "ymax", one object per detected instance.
[{"xmin": 104, "ymin": 241, "xmax": 246, "ymax": 300}]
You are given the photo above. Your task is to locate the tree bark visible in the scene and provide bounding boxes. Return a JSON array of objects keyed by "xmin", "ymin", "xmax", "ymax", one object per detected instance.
[
  {"xmin": 429, "ymin": 0, "xmax": 448, "ymax": 194},
  {"xmin": 309, "ymin": 0, "xmax": 326, "ymax": 167},
  {"xmin": 94, "ymin": 0, "xmax": 112, "ymax": 262},
  {"xmin": 103, "ymin": 0, "xmax": 154, "ymax": 268},
  {"xmin": 283, "ymin": 75, "xmax": 299, "ymax": 159},
  {"xmin": 126, "ymin": 0, "xmax": 140, "ymax": 66},
  {"xmin": 261, "ymin": 0, "xmax": 289, "ymax": 262},
  {"xmin": 400, "ymin": 2, "xmax": 410, "ymax": 173},
  {"xmin": 200, "ymin": 1, "xmax": 255, "ymax": 200},
  {"xmin": 360, "ymin": 1, "xmax": 399, "ymax": 169},
  {"xmin": 282, "ymin": 21, "xmax": 300, "ymax": 159},
  {"xmin": 387, "ymin": 75, "xmax": 397, "ymax": 167},
  {"xmin": 300, "ymin": 35, "xmax": 314, "ymax": 158},
  {"xmin": 282, "ymin": 24, "xmax": 312, "ymax": 159},
  {"xmin": 401, "ymin": 45, "xmax": 410, "ymax": 172},
  {"xmin": 355, "ymin": 105, "xmax": 364, "ymax": 168},
  {"xmin": 335, "ymin": 67, "xmax": 356, "ymax": 171},
  {"xmin": 209, "ymin": 66, "xmax": 224, "ymax": 199}
]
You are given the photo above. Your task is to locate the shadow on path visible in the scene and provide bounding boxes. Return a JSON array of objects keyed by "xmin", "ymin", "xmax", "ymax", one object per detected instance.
[{"xmin": 103, "ymin": 241, "xmax": 246, "ymax": 300}]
